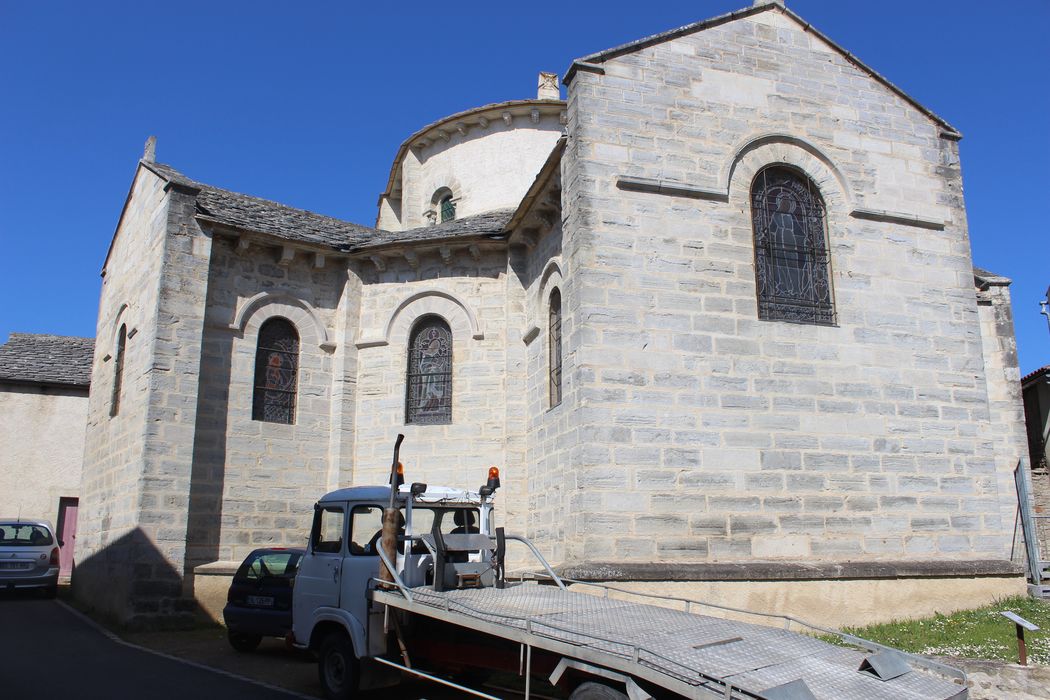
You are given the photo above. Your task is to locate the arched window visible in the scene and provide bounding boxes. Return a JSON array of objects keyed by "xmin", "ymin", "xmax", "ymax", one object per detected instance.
[
  {"xmin": 252, "ymin": 318, "xmax": 299, "ymax": 424},
  {"xmin": 110, "ymin": 324, "xmax": 126, "ymax": 417},
  {"xmin": 405, "ymin": 316, "xmax": 452, "ymax": 425},
  {"xmin": 549, "ymin": 289, "xmax": 562, "ymax": 407},
  {"xmin": 750, "ymin": 166, "xmax": 835, "ymax": 325},
  {"xmin": 439, "ymin": 194, "xmax": 456, "ymax": 223}
]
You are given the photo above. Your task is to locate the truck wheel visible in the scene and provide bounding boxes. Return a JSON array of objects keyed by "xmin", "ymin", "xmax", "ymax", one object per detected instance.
[
  {"xmin": 227, "ymin": 631, "xmax": 262, "ymax": 652},
  {"xmin": 319, "ymin": 632, "xmax": 358, "ymax": 699},
  {"xmin": 570, "ymin": 682, "xmax": 629, "ymax": 700}
]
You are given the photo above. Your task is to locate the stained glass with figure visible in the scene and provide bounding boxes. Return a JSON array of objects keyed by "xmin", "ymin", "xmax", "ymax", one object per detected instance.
[
  {"xmin": 252, "ymin": 318, "xmax": 299, "ymax": 424},
  {"xmin": 406, "ymin": 317, "xmax": 452, "ymax": 424},
  {"xmin": 750, "ymin": 166, "xmax": 835, "ymax": 325}
]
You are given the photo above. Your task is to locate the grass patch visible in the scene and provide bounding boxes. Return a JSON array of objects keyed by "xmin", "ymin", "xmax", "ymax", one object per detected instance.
[{"xmin": 830, "ymin": 596, "xmax": 1050, "ymax": 665}]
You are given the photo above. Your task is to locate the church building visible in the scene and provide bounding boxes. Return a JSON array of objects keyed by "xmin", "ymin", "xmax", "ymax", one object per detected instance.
[{"xmin": 72, "ymin": 0, "xmax": 1029, "ymax": 628}]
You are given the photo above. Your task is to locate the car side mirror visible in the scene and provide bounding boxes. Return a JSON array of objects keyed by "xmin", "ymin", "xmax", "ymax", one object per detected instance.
[{"xmin": 58, "ymin": 539, "xmax": 65, "ymax": 547}]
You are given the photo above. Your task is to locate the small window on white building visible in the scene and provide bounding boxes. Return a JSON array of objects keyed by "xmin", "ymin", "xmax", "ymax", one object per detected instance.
[
  {"xmin": 440, "ymin": 194, "xmax": 456, "ymax": 223},
  {"xmin": 430, "ymin": 187, "xmax": 456, "ymax": 225}
]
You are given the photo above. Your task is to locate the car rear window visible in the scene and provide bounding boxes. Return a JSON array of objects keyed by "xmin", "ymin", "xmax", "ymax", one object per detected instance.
[
  {"xmin": 0, "ymin": 524, "xmax": 54, "ymax": 547},
  {"xmin": 235, "ymin": 551, "xmax": 302, "ymax": 581}
]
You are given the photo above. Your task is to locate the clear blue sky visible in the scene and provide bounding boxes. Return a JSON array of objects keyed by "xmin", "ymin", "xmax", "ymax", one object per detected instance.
[{"xmin": 1, "ymin": 0, "xmax": 1047, "ymax": 374}]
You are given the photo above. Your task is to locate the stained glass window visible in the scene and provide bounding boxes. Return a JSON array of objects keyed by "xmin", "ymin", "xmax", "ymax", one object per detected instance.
[
  {"xmin": 110, "ymin": 324, "xmax": 126, "ymax": 417},
  {"xmin": 549, "ymin": 288, "xmax": 562, "ymax": 407},
  {"xmin": 440, "ymin": 195, "xmax": 456, "ymax": 223},
  {"xmin": 252, "ymin": 318, "xmax": 299, "ymax": 424},
  {"xmin": 750, "ymin": 166, "xmax": 835, "ymax": 325},
  {"xmin": 405, "ymin": 317, "xmax": 452, "ymax": 425}
]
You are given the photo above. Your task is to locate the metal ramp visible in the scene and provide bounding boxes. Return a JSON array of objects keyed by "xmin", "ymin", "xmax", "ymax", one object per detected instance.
[{"xmin": 373, "ymin": 582, "xmax": 967, "ymax": 699}]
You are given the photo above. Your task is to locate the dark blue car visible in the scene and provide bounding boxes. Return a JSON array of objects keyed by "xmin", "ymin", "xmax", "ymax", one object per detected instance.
[{"xmin": 223, "ymin": 547, "xmax": 305, "ymax": 651}]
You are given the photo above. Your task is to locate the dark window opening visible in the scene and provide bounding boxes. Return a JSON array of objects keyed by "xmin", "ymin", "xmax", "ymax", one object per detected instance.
[
  {"xmin": 405, "ymin": 316, "xmax": 452, "ymax": 425},
  {"xmin": 750, "ymin": 166, "xmax": 835, "ymax": 325},
  {"xmin": 252, "ymin": 318, "xmax": 300, "ymax": 424},
  {"xmin": 549, "ymin": 288, "xmax": 562, "ymax": 407},
  {"xmin": 110, "ymin": 324, "xmax": 126, "ymax": 417},
  {"xmin": 440, "ymin": 195, "xmax": 456, "ymax": 223}
]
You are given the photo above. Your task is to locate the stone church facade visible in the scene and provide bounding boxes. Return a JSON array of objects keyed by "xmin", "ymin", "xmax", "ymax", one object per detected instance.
[{"xmin": 74, "ymin": 1, "xmax": 1029, "ymax": 628}]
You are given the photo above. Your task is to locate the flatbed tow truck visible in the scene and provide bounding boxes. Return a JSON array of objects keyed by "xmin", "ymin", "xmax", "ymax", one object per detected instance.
[{"xmin": 292, "ymin": 440, "xmax": 968, "ymax": 700}]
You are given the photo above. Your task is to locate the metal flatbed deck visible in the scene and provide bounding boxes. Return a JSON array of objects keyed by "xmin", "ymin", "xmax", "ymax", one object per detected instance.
[{"xmin": 373, "ymin": 582, "xmax": 967, "ymax": 699}]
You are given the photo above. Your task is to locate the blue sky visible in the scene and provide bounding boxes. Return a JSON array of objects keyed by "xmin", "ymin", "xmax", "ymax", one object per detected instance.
[{"xmin": 1, "ymin": 0, "xmax": 1047, "ymax": 374}]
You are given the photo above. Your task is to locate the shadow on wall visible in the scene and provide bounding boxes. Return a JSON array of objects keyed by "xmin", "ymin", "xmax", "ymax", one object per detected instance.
[
  {"xmin": 184, "ymin": 324, "xmax": 234, "ymax": 581},
  {"xmin": 71, "ymin": 527, "xmax": 198, "ymax": 630}
]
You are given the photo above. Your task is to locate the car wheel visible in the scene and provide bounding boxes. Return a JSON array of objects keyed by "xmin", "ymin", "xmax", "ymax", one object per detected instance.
[
  {"xmin": 318, "ymin": 631, "xmax": 358, "ymax": 699},
  {"xmin": 227, "ymin": 630, "xmax": 262, "ymax": 652},
  {"xmin": 570, "ymin": 681, "xmax": 629, "ymax": 700}
]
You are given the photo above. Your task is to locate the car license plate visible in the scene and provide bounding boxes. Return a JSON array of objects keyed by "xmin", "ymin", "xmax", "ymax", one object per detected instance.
[
  {"xmin": 0, "ymin": 562, "xmax": 29, "ymax": 570},
  {"xmin": 246, "ymin": 595, "xmax": 274, "ymax": 607}
]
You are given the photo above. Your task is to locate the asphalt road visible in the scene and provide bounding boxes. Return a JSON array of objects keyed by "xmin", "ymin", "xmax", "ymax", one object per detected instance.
[{"xmin": 0, "ymin": 592, "xmax": 306, "ymax": 700}]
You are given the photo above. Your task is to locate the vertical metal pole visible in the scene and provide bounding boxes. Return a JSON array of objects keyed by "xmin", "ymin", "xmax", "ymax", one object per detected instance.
[
  {"xmin": 1016, "ymin": 624, "xmax": 1028, "ymax": 666},
  {"xmin": 525, "ymin": 645, "xmax": 532, "ymax": 700}
]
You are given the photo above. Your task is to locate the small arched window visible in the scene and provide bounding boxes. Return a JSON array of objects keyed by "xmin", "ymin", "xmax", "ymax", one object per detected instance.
[
  {"xmin": 252, "ymin": 318, "xmax": 300, "ymax": 424},
  {"xmin": 750, "ymin": 166, "xmax": 835, "ymax": 325},
  {"xmin": 110, "ymin": 324, "xmax": 126, "ymax": 417},
  {"xmin": 549, "ymin": 289, "xmax": 562, "ymax": 407},
  {"xmin": 439, "ymin": 194, "xmax": 456, "ymax": 223},
  {"xmin": 405, "ymin": 316, "xmax": 452, "ymax": 425}
]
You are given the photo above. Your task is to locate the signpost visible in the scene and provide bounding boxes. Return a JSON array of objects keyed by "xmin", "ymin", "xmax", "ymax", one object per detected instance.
[{"xmin": 999, "ymin": 611, "xmax": 1040, "ymax": 666}]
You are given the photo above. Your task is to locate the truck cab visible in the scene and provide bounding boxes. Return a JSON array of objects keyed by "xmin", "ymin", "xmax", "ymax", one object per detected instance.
[{"xmin": 292, "ymin": 482, "xmax": 495, "ymax": 694}]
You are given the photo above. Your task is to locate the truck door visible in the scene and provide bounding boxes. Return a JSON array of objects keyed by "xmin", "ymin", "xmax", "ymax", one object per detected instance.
[
  {"xmin": 342, "ymin": 504, "xmax": 386, "ymax": 631},
  {"xmin": 293, "ymin": 503, "xmax": 346, "ymax": 637}
]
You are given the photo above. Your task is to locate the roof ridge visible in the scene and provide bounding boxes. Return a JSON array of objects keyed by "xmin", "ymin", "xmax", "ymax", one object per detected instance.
[{"xmin": 7, "ymin": 332, "xmax": 95, "ymax": 341}]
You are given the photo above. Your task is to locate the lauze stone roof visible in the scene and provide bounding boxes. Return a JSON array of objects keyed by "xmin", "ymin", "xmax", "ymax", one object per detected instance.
[
  {"xmin": 142, "ymin": 161, "xmax": 512, "ymax": 253},
  {"xmin": 0, "ymin": 333, "xmax": 94, "ymax": 388}
]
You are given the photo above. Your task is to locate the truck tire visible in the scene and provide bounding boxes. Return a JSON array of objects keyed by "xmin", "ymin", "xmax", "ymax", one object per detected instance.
[
  {"xmin": 318, "ymin": 631, "xmax": 358, "ymax": 699},
  {"xmin": 570, "ymin": 681, "xmax": 629, "ymax": 700}
]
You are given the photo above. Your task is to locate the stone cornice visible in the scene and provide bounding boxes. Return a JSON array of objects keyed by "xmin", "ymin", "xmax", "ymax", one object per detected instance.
[{"xmin": 201, "ymin": 218, "xmax": 351, "ymax": 264}]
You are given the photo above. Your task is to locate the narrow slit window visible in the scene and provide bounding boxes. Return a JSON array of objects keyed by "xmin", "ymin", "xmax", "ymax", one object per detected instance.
[
  {"xmin": 750, "ymin": 165, "xmax": 835, "ymax": 325},
  {"xmin": 405, "ymin": 317, "xmax": 452, "ymax": 425},
  {"xmin": 252, "ymin": 318, "xmax": 299, "ymax": 424},
  {"xmin": 110, "ymin": 324, "xmax": 126, "ymax": 417},
  {"xmin": 549, "ymin": 288, "xmax": 562, "ymax": 407}
]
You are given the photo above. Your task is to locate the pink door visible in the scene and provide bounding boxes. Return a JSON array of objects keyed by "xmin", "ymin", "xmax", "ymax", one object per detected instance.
[{"xmin": 56, "ymin": 497, "xmax": 79, "ymax": 579}]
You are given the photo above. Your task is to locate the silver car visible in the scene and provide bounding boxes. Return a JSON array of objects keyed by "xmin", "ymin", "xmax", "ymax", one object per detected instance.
[{"xmin": 0, "ymin": 520, "xmax": 60, "ymax": 597}]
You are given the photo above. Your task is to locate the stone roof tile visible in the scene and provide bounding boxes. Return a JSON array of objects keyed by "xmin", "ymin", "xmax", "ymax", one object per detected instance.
[
  {"xmin": 0, "ymin": 333, "xmax": 94, "ymax": 387},
  {"xmin": 349, "ymin": 209, "xmax": 515, "ymax": 252},
  {"xmin": 144, "ymin": 161, "xmax": 377, "ymax": 251},
  {"xmin": 143, "ymin": 161, "xmax": 513, "ymax": 253}
]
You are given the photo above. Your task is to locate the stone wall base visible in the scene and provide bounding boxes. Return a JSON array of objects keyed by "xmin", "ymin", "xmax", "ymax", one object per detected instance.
[
  {"xmin": 193, "ymin": 557, "xmax": 1028, "ymax": 631},
  {"xmin": 568, "ymin": 575, "xmax": 1028, "ymax": 629},
  {"xmin": 192, "ymin": 560, "xmax": 240, "ymax": 623}
]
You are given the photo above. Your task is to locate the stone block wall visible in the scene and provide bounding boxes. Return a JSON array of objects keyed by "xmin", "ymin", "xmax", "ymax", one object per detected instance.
[
  {"xmin": 558, "ymin": 5, "xmax": 1018, "ymax": 566},
  {"xmin": 350, "ymin": 247, "xmax": 516, "ymax": 525},
  {"xmin": 76, "ymin": 165, "xmax": 177, "ymax": 623},
  {"xmin": 975, "ymin": 281, "xmax": 1028, "ymax": 555},
  {"xmin": 519, "ymin": 220, "xmax": 579, "ymax": 562},
  {"xmin": 187, "ymin": 237, "xmax": 353, "ymax": 569}
]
